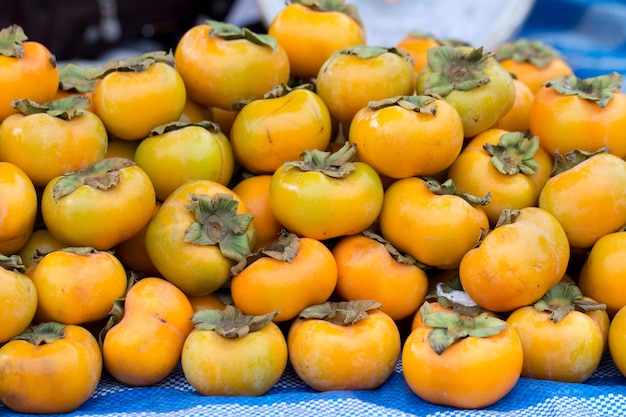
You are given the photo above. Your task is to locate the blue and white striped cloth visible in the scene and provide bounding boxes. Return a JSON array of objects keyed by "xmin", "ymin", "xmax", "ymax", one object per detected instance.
[{"xmin": 1, "ymin": 352, "xmax": 623, "ymax": 416}]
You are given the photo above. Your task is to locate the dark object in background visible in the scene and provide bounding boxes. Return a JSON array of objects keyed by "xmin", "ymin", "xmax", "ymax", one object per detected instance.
[{"xmin": 0, "ymin": 0, "xmax": 263, "ymax": 61}]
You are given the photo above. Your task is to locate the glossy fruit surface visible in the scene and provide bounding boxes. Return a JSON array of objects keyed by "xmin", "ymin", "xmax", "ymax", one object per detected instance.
[
  {"xmin": 175, "ymin": 21, "xmax": 289, "ymax": 110},
  {"xmin": 402, "ymin": 302, "xmax": 523, "ymax": 409},
  {"xmin": 102, "ymin": 277, "xmax": 194, "ymax": 386},
  {"xmin": 0, "ymin": 162, "xmax": 37, "ymax": 255},
  {"xmin": 0, "ymin": 25, "xmax": 59, "ymax": 122},
  {"xmin": 182, "ymin": 307, "xmax": 288, "ymax": 396},
  {"xmin": 91, "ymin": 52, "xmax": 186, "ymax": 141},
  {"xmin": 287, "ymin": 301, "xmax": 401, "ymax": 391},
  {"xmin": 0, "ymin": 322, "xmax": 102, "ymax": 414},
  {"xmin": 268, "ymin": 1, "xmax": 365, "ymax": 79}
]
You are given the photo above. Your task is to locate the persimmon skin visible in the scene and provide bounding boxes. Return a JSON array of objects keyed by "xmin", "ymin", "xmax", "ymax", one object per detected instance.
[
  {"xmin": 507, "ymin": 304, "xmax": 605, "ymax": 383},
  {"xmin": 17, "ymin": 229, "xmax": 66, "ymax": 270},
  {"xmin": 230, "ymin": 88, "xmax": 332, "ymax": 175},
  {"xmin": 101, "ymin": 277, "xmax": 194, "ymax": 387},
  {"xmin": 174, "ymin": 24, "xmax": 289, "ymax": 111},
  {"xmin": 349, "ymin": 96, "xmax": 464, "ymax": 179},
  {"xmin": 106, "ymin": 137, "xmax": 139, "ymax": 161},
  {"xmin": 41, "ymin": 161, "xmax": 157, "ymax": 251},
  {"xmin": 0, "ymin": 39, "xmax": 59, "ymax": 123},
  {"xmin": 402, "ymin": 324, "xmax": 523, "ymax": 409},
  {"xmin": 187, "ymin": 293, "xmax": 228, "ymax": 313},
  {"xmin": 269, "ymin": 157, "xmax": 384, "ymax": 241},
  {"xmin": 179, "ymin": 97, "xmax": 212, "ymax": 123},
  {"xmin": 268, "ymin": 3, "xmax": 365, "ymax": 79},
  {"xmin": 609, "ymin": 305, "xmax": 626, "ymax": 378},
  {"xmin": 231, "ymin": 175, "xmax": 283, "ymax": 251},
  {"xmin": 230, "ymin": 237, "xmax": 338, "ymax": 323},
  {"xmin": 114, "ymin": 203, "xmax": 161, "ymax": 277},
  {"xmin": 316, "ymin": 49, "xmax": 416, "ymax": 125},
  {"xmin": 459, "ymin": 207, "xmax": 570, "ymax": 313},
  {"xmin": 529, "ymin": 86, "xmax": 626, "ymax": 159},
  {"xmin": 91, "ymin": 62, "xmax": 186, "ymax": 141},
  {"xmin": 332, "ymin": 234, "xmax": 428, "ymax": 321},
  {"xmin": 538, "ymin": 153, "xmax": 626, "ymax": 249},
  {"xmin": 0, "ymin": 110, "xmax": 108, "ymax": 188},
  {"xmin": 447, "ymin": 128, "xmax": 553, "ymax": 226},
  {"xmin": 144, "ymin": 180, "xmax": 256, "ymax": 297},
  {"xmin": 209, "ymin": 107, "xmax": 238, "ymax": 137},
  {"xmin": 0, "ymin": 162, "xmax": 38, "ymax": 255},
  {"xmin": 492, "ymin": 78, "xmax": 534, "ymax": 133},
  {"xmin": 0, "ymin": 264, "xmax": 37, "ymax": 344},
  {"xmin": 287, "ymin": 309, "xmax": 401, "ymax": 391},
  {"xmin": 182, "ymin": 321, "xmax": 288, "ymax": 396},
  {"xmin": 396, "ymin": 34, "xmax": 441, "ymax": 74},
  {"xmin": 379, "ymin": 177, "xmax": 490, "ymax": 270},
  {"xmin": 134, "ymin": 125, "xmax": 235, "ymax": 202},
  {"xmin": 579, "ymin": 231, "xmax": 626, "ymax": 318},
  {"xmin": 27, "ymin": 249, "xmax": 128, "ymax": 325},
  {"xmin": 500, "ymin": 57, "xmax": 573, "ymax": 94},
  {"xmin": 0, "ymin": 324, "xmax": 102, "ymax": 414}
]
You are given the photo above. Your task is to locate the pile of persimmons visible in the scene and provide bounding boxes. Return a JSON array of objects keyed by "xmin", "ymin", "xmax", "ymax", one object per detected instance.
[{"xmin": 1, "ymin": 0, "xmax": 626, "ymax": 414}]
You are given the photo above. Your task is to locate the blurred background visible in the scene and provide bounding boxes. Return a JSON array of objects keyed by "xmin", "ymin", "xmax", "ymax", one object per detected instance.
[
  {"xmin": 0, "ymin": 0, "xmax": 624, "ymax": 84},
  {"xmin": 0, "ymin": 0, "xmax": 258, "ymax": 62}
]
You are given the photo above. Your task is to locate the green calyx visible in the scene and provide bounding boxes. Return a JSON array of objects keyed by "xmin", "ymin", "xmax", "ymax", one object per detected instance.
[
  {"xmin": 422, "ymin": 46, "xmax": 493, "ymax": 97},
  {"xmin": 11, "ymin": 95, "xmax": 90, "ymax": 120},
  {"xmin": 404, "ymin": 30, "xmax": 469, "ymax": 48},
  {"xmin": 52, "ymin": 158, "xmax": 135, "ymax": 199},
  {"xmin": 483, "ymin": 132, "xmax": 541, "ymax": 175},
  {"xmin": 480, "ymin": 208, "xmax": 522, "ymax": 244},
  {"xmin": 495, "ymin": 38, "xmax": 562, "ymax": 68},
  {"xmin": 192, "ymin": 305, "xmax": 278, "ymax": 338},
  {"xmin": 419, "ymin": 301, "xmax": 508, "ymax": 355},
  {"xmin": 362, "ymin": 229, "xmax": 423, "ymax": 267},
  {"xmin": 551, "ymin": 147, "xmax": 609, "ymax": 177},
  {"xmin": 90, "ymin": 50, "xmax": 174, "ymax": 79},
  {"xmin": 98, "ymin": 272, "xmax": 137, "ymax": 347},
  {"xmin": 231, "ymin": 230, "xmax": 300, "ymax": 275},
  {"xmin": 149, "ymin": 120, "xmax": 221, "ymax": 137},
  {"xmin": 0, "ymin": 254, "xmax": 26, "ymax": 273},
  {"xmin": 30, "ymin": 247, "xmax": 59, "ymax": 266},
  {"xmin": 336, "ymin": 45, "xmax": 413, "ymax": 64},
  {"xmin": 291, "ymin": 0, "xmax": 363, "ymax": 26},
  {"xmin": 264, "ymin": 83, "xmax": 314, "ymax": 99},
  {"xmin": 298, "ymin": 300, "xmax": 382, "ymax": 326},
  {"xmin": 184, "ymin": 193, "xmax": 254, "ymax": 262},
  {"xmin": 534, "ymin": 282, "xmax": 607, "ymax": 323},
  {"xmin": 425, "ymin": 275, "xmax": 485, "ymax": 317},
  {"xmin": 233, "ymin": 83, "xmax": 315, "ymax": 110},
  {"xmin": 0, "ymin": 24, "xmax": 27, "ymax": 58},
  {"xmin": 547, "ymin": 73, "xmax": 623, "ymax": 108},
  {"xmin": 422, "ymin": 177, "xmax": 491, "ymax": 206},
  {"xmin": 99, "ymin": 297, "xmax": 125, "ymax": 347},
  {"xmin": 11, "ymin": 322, "xmax": 66, "ymax": 346},
  {"xmin": 367, "ymin": 95, "xmax": 438, "ymax": 115},
  {"xmin": 283, "ymin": 141, "xmax": 357, "ymax": 178},
  {"xmin": 59, "ymin": 63, "xmax": 98, "ymax": 93},
  {"xmin": 207, "ymin": 20, "xmax": 278, "ymax": 50},
  {"xmin": 494, "ymin": 208, "xmax": 521, "ymax": 229}
]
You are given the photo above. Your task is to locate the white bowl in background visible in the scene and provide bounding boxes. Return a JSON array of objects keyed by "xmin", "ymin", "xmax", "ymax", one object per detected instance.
[{"xmin": 255, "ymin": 0, "xmax": 536, "ymax": 51}]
